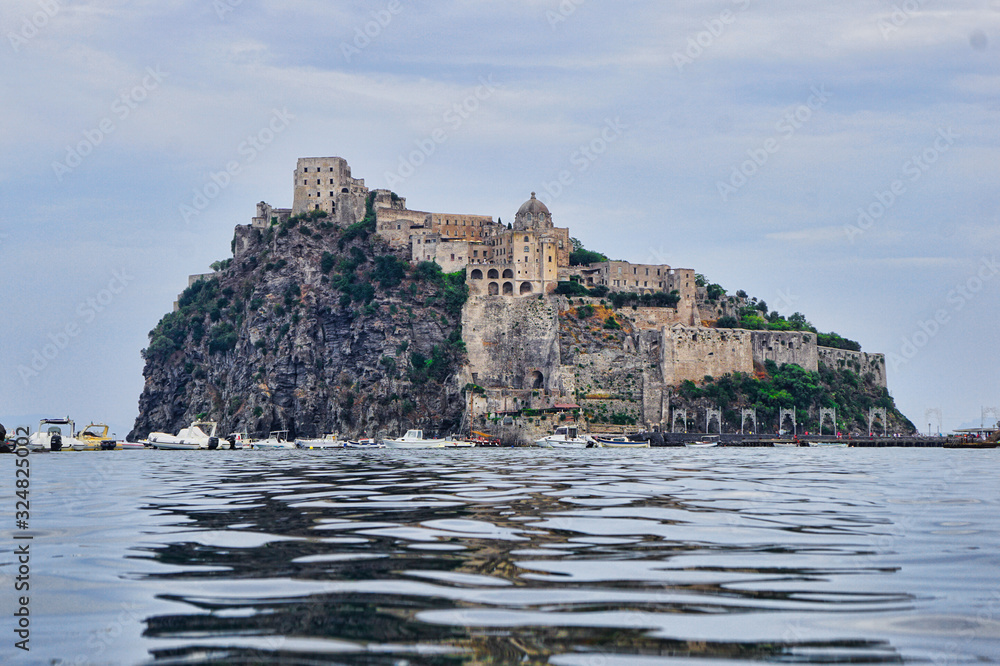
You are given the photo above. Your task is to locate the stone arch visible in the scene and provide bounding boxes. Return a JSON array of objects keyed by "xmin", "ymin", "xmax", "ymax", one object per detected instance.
[
  {"xmin": 520, "ymin": 282, "xmax": 533, "ymax": 295},
  {"xmin": 488, "ymin": 282, "xmax": 499, "ymax": 296},
  {"xmin": 341, "ymin": 187, "xmax": 349, "ymax": 193},
  {"xmin": 488, "ymin": 269, "xmax": 500, "ymax": 279},
  {"xmin": 530, "ymin": 370, "xmax": 544, "ymax": 389},
  {"xmin": 470, "ymin": 269, "xmax": 483, "ymax": 280},
  {"xmin": 502, "ymin": 268, "xmax": 514, "ymax": 279},
  {"xmin": 502, "ymin": 282, "xmax": 514, "ymax": 295}
]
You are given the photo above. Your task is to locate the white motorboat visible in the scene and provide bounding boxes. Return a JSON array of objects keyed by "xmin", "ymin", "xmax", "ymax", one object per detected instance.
[
  {"xmin": 772, "ymin": 441, "xmax": 800, "ymax": 448},
  {"xmin": 385, "ymin": 430, "xmax": 448, "ymax": 449},
  {"xmin": 685, "ymin": 435, "xmax": 720, "ymax": 448},
  {"xmin": 149, "ymin": 421, "xmax": 220, "ymax": 450},
  {"xmin": 807, "ymin": 441, "xmax": 848, "ymax": 447},
  {"xmin": 28, "ymin": 418, "xmax": 86, "ymax": 451},
  {"xmin": 345, "ymin": 438, "xmax": 385, "ymax": 449},
  {"xmin": 534, "ymin": 425, "xmax": 595, "ymax": 449},
  {"xmin": 593, "ymin": 435, "xmax": 649, "ymax": 448},
  {"xmin": 443, "ymin": 436, "xmax": 476, "ymax": 448},
  {"xmin": 296, "ymin": 434, "xmax": 344, "ymax": 449},
  {"xmin": 250, "ymin": 430, "xmax": 295, "ymax": 450}
]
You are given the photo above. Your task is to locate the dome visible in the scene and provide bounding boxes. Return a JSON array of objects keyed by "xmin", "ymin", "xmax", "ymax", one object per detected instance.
[{"xmin": 517, "ymin": 192, "xmax": 550, "ymax": 216}]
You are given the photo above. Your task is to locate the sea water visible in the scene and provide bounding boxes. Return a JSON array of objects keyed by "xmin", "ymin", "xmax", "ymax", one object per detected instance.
[{"xmin": 1, "ymin": 448, "xmax": 998, "ymax": 664}]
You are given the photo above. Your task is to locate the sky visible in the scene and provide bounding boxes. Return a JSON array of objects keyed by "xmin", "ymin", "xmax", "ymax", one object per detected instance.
[{"xmin": 1, "ymin": 0, "xmax": 998, "ymax": 438}]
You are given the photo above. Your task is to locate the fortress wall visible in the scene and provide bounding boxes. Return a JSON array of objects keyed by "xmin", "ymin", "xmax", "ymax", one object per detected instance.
[
  {"xmin": 619, "ymin": 307, "xmax": 691, "ymax": 332},
  {"xmin": 461, "ymin": 295, "xmax": 563, "ymax": 412},
  {"xmin": 818, "ymin": 347, "xmax": 887, "ymax": 387},
  {"xmin": 751, "ymin": 331, "xmax": 819, "ymax": 372},
  {"xmin": 662, "ymin": 326, "xmax": 754, "ymax": 385},
  {"xmin": 376, "ymin": 208, "xmax": 432, "ymax": 249}
]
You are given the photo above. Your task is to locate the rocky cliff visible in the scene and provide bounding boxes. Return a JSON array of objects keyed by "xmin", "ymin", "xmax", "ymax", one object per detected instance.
[{"xmin": 129, "ymin": 198, "xmax": 468, "ymax": 441}]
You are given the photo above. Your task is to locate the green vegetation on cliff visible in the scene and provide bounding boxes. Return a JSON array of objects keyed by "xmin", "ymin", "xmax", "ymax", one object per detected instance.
[{"xmin": 675, "ymin": 360, "xmax": 914, "ymax": 434}]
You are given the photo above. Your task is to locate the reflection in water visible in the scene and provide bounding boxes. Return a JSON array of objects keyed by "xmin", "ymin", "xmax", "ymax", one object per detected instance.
[{"xmin": 5, "ymin": 449, "xmax": 999, "ymax": 664}]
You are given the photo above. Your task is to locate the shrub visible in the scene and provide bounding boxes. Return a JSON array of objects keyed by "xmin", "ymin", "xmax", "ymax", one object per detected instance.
[
  {"xmin": 556, "ymin": 281, "xmax": 590, "ymax": 297},
  {"xmin": 208, "ymin": 323, "xmax": 238, "ymax": 355}
]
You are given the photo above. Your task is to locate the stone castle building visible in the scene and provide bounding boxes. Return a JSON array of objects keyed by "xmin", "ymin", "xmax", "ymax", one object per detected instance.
[{"xmin": 236, "ymin": 157, "xmax": 887, "ymax": 428}]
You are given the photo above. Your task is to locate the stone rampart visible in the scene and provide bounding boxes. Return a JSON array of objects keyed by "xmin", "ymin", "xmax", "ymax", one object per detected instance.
[
  {"xmin": 461, "ymin": 295, "xmax": 563, "ymax": 413},
  {"xmin": 662, "ymin": 326, "xmax": 753, "ymax": 385},
  {"xmin": 751, "ymin": 331, "xmax": 818, "ymax": 371},
  {"xmin": 818, "ymin": 347, "xmax": 887, "ymax": 387}
]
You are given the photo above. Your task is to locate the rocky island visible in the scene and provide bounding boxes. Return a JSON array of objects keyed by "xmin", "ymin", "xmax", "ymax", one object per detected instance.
[{"xmin": 129, "ymin": 157, "xmax": 914, "ymax": 442}]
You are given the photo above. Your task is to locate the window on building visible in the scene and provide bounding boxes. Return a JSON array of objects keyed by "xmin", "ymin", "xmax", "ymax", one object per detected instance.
[
  {"xmin": 524, "ymin": 246, "xmax": 529, "ymax": 253},
  {"xmin": 329, "ymin": 192, "xmax": 334, "ymax": 197},
  {"xmin": 523, "ymin": 236, "xmax": 529, "ymax": 242},
  {"xmin": 451, "ymin": 254, "xmax": 455, "ymax": 261},
  {"xmin": 330, "ymin": 179, "xmax": 334, "ymax": 185},
  {"xmin": 473, "ymin": 250, "xmax": 479, "ymax": 257},
  {"xmin": 304, "ymin": 167, "xmax": 309, "ymax": 172},
  {"xmin": 316, "ymin": 179, "xmax": 321, "ymax": 185}
]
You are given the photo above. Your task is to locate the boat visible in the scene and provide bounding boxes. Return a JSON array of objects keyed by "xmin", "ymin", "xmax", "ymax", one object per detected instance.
[
  {"xmin": 222, "ymin": 431, "xmax": 247, "ymax": 449},
  {"xmin": 385, "ymin": 429, "xmax": 448, "ymax": 449},
  {"xmin": 466, "ymin": 431, "xmax": 501, "ymax": 447},
  {"xmin": 148, "ymin": 421, "xmax": 220, "ymax": 450},
  {"xmin": 28, "ymin": 418, "xmax": 86, "ymax": 451},
  {"xmin": 593, "ymin": 435, "xmax": 649, "ymax": 448},
  {"xmin": 345, "ymin": 438, "xmax": 386, "ymax": 449},
  {"xmin": 685, "ymin": 435, "xmax": 721, "ymax": 448},
  {"xmin": 772, "ymin": 441, "xmax": 800, "ymax": 448},
  {"xmin": 296, "ymin": 434, "xmax": 344, "ymax": 449},
  {"xmin": 807, "ymin": 441, "xmax": 847, "ymax": 447},
  {"xmin": 119, "ymin": 440, "xmax": 147, "ymax": 450},
  {"xmin": 443, "ymin": 436, "xmax": 476, "ymax": 447},
  {"xmin": 75, "ymin": 423, "xmax": 118, "ymax": 450},
  {"xmin": 534, "ymin": 425, "xmax": 596, "ymax": 449},
  {"xmin": 250, "ymin": 430, "xmax": 296, "ymax": 450}
]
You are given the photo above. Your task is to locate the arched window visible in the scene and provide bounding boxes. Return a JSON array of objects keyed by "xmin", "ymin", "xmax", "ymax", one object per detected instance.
[
  {"xmin": 488, "ymin": 269, "xmax": 499, "ymax": 279},
  {"xmin": 520, "ymin": 282, "xmax": 533, "ymax": 295},
  {"xmin": 502, "ymin": 269, "xmax": 514, "ymax": 279},
  {"xmin": 502, "ymin": 282, "xmax": 514, "ymax": 295},
  {"xmin": 470, "ymin": 269, "xmax": 483, "ymax": 280},
  {"xmin": 488, "ymin": 282, "xmax": 499, "ymax": 295}
]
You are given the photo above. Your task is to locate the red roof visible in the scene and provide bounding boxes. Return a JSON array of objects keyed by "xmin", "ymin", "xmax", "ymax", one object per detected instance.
[{"xmin": 553, "ymin": 403, "xmax": 580, "ymax": 410}]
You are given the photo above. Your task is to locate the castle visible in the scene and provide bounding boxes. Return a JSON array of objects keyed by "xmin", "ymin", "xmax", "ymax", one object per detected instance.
[{"xmin": 240, "ymin": 157, "xmax": 887, "ymax": 428}]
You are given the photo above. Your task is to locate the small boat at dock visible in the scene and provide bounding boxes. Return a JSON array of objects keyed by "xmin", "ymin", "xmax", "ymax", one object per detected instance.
[
  {"xmin": 345, "ymin": 438, "xmax": 385, "ymax": 449},
  {"xmin": 592, "ymin": 434, "xmax": 649, "ymax": 448},
  {"xmin": 149, "ymin": 421, "xmax": 220, "ymax": 450},
  {"xmin": 385, "ymin": 430, "xmax": 448, "ymax": 449},
  {"xmin": 28, "ymin": 418, "xmax": 86, "ymax": 451},
  {"xmin": 534, "ymin": 425, "xmax": 595, "ymax": 449},
  {"xmin": 685, "ymin": 435, "xmax": 720, "ymax": 448},
  {"xmin": 296, "ymin": 434, "xmax": 344, "ymax": 449}
]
